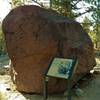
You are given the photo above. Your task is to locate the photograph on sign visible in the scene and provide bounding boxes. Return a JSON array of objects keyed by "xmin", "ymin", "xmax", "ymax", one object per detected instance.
[{"xmin": 47, "ymin": 58, "xmax": 75, "ymax": 79}]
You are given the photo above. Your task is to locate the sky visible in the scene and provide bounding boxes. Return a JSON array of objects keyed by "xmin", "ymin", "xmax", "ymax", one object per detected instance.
[
  {"xmin": 0, "ymin": 0, "xmax": 11, "ymax": 21},
  {"xmin": 0, "ymin": 0, "xmax": 40, "ymax": 21},
  {"xmin": 0, "ymin": 0, "xmax": 92, "ymax": 23},
  {"xmin": 75, "ymin": 1, "xmax": 92, "ymax": 22}
]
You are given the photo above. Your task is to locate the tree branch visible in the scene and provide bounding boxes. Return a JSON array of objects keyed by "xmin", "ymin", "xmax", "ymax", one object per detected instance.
[
  {"xmin": 72, "ymin": 0, "xmax": 82, "ymax": 7},
  {"xmin": 75, "ymin": 8, "xmax": 96, "ymax": 17},
  {"xmin": 32, "ymin": 0, "xmax": 45, "ymax": 7}
]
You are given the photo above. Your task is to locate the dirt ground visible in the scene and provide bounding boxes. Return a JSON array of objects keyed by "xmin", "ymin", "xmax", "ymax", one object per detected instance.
[{"xmin": 0, "ymin": 55, "xmax": 100, "ymax": 100}]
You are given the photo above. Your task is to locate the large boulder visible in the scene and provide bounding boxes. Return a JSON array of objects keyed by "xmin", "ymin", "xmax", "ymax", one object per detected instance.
[{"xmin": 2, "ymin": 5, "xmax": 96, "ymax": 93}]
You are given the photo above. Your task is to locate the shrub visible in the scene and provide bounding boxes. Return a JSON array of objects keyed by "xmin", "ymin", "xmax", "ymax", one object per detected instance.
[{"xmin": 0, "ymin": 25, "xmax": 6, "ymax": 55}]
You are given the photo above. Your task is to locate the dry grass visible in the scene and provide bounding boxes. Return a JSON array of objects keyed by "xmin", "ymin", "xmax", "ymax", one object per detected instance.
[{"xmin": 0, "ymin": 92, "xmax": 5, "ymax": 100}]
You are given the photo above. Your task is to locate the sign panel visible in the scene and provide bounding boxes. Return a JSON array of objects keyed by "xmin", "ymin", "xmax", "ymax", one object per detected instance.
[{"xmin": 47, "ymin": 58, "xmax": 77, "ymax": 79}]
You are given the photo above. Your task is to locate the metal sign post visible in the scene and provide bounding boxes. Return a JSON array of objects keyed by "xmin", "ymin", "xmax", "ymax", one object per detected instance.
[
  {"xmin": 44, "ymin": 77, "xmax": 49, "ymax": 100},
  {"xmin": 67, "ymin": 79, "xmax": 72, "ymax": 100}
]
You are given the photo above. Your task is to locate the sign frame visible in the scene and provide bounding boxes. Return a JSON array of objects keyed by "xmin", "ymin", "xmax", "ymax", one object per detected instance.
[
  {"xmin": 43, "ymin": 57, "xmax": 78, "ymax": 100},
  {"xmin": 45, "ymin": 58, "xmax": 77, "ymax": 79}
]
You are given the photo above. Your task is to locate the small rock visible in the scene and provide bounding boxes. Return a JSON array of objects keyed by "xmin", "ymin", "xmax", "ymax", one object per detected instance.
[
  {"xmin": 75, "ymin": 88, "xmax": 84, "ymax": 97},
  {"xmin": 90, "ymin": 70, "xmax": 94, "ymax": 74},
  {"xmin": 63, "ymin": 90, "xmax": 68, "ymax": 96},
  {"xmin": 0, "ymin": 67, "xmax": 6, "ymax": 75},
  {"xmin": 6, "ymin": 87, "xmax": 11, "ymax": 91},
  {"xmin": 93, "ymin": 71, "xmax": 100, "ymax": 74},
  {"xmin": 4, "ymin": 65, "xmax": 10, "ymax": 69}
]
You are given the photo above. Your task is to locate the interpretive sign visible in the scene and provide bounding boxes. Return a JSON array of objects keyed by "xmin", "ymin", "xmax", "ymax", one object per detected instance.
[
  {"xmin": 46, "ymin": 58, "xmax": 78, "ymax": 79},
  {"xmin": 44, "ymin": 57, "xmax": 78, "ymax": 100}
]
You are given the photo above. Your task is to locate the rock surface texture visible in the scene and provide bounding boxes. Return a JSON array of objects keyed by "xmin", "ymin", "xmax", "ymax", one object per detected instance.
[{"xmin": 2, "ymin": 5, "xmax": 96, "ymax": 93}]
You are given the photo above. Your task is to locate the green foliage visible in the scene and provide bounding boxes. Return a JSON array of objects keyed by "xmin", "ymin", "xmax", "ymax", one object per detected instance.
[
  {"xmin": 51, "ymin": 0, "xmax": 76, "ymax": 18},
  {"xmin": 0, "ymin": 26, "xmax": 6, "ymax": 55},
  {"xmin": 84, "ymin": 0, "xmax": 100, "ymax": 22},
  {"xmin": 88, "ymin": 31, "xmax": 97, "ymax": 43},
  {"xmin": 50, "ymin": 0, "xmax": 73, "ymax": 18},
  {"xmin": 82, "ymin": 16, "xmax": 100, "ymax": 48},
  {"xmin": 11, "ymin": 0, "xmax": 24, "ymax": 7},
  {"xmin": 51, "ymin": 0, "xmax": 100, "ymax": 21},
  {"xmin": 88, "ymin": 26, "xmax": 100, "ymax": 48},
  {"xmin": 82, "ymin": 17, "xmax": 91, "ymax": 33},
  {"xmin": 11, "ymin": 0, "xmax": 33, "ymax": 7},
  {"xmin": 82, "ymin": 17, "xmax": 96, "ymax": 43},
  {"xmin": 93, "ymin": 23, "xmax": 100, "ymax": 42}
]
